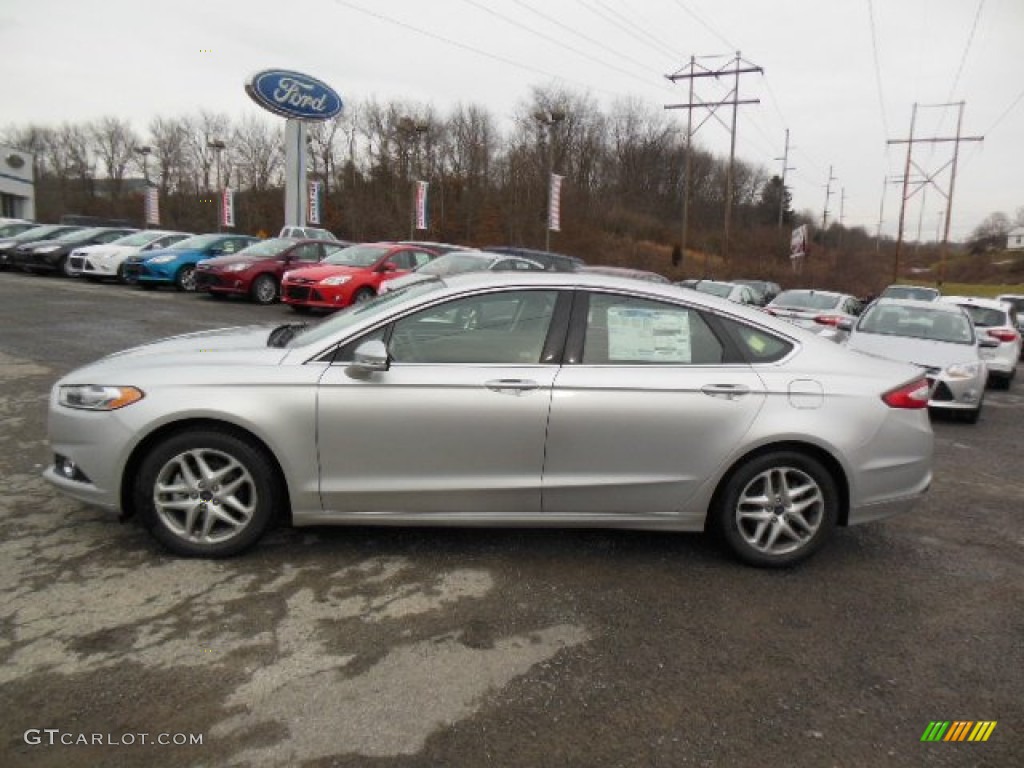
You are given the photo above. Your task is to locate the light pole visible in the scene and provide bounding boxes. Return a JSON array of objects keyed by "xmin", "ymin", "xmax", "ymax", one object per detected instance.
[
  {"xmin": 134, "ymin": 146, "xmax": 152, "ymax": 228},
  {"xmin": 533, "ymin": 108, "xmax": 566, "ymax": 251},
  {"xmin": 207, "ymin": 139, "xmax": 226, "ymax": 232},
  {"xmin": 398, "ymin": 117, "xmax": 429, "ymax": 239}
]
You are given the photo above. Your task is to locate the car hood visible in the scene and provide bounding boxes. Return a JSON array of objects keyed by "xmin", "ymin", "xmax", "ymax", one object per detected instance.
[
  {"xmin": 87, "ymin": 244, "xmax": 137, "ymax": 259},
  {"xmin": 285, "ymin": 264, "xmax": 369, "ymax": 280},
  {"xmin": 846, "ymin": 333, "xmax": 979, "ymax": 369},
  {"xmin": 65, "ymin": 326, "xmax": 290, "ymax": 378}
]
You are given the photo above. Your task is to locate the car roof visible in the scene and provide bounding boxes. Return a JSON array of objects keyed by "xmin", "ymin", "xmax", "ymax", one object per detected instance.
[{"xmin": 939, "ymin": 295, "xmax": 1011, "ymax": 311}]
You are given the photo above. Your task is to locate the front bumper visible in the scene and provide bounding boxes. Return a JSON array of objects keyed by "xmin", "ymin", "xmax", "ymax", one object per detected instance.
[{"xmin": 281, "ymin": 282, "xmax": 350, "ymax": 309}]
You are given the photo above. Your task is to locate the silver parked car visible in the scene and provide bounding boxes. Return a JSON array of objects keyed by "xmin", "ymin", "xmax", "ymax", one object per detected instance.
[
  {"xmin": 44, "ymin": 273, "xmax": 933, "ymax": 567},
  {"xmin": 939, "ymin": 296, "xmax": 1021, "ymax": 388},
  {"xmin": 842, "ymin": 298, "xmax": 997, "ymax": 423},
  {"xmin": 764, "ymin": 289, "xmax": 863, "ymax": 342}
]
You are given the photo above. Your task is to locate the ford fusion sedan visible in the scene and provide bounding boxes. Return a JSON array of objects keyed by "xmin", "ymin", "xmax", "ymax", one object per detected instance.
[
  {"xmin": 13, "ymin": 226, "xmax": 137, "ymax": 275},
  {"xmin": 686, "ymin": 279, "xmax": 760, "ymax": 305},
  {"xmin": 0, "ymin": 224, "xmax": 84, "ymax": 269},
  {"xmin": 841, "ymin": 298, "xmax": 996, "ymax": 423},
  {"xmin": 764, "ymin": 289, "xmax": 863, "ymax": 342},
  {"xmin": 44, "ymin": 273, "xmax": 933, "ymax": 567},
  {"xmin": 70, "ymin": 230, "xmax": 193, "ymax": 280},
  {"xmin": 121, "ymin": 234, "xmax": 257, "ymax": 291},
  {"xmin": 196, "ymin": 237, "xmax": 346, "ymax": 304},
  {"xmin": 281, "ymin": 242, "xmax": 437, "ymax": 311}
]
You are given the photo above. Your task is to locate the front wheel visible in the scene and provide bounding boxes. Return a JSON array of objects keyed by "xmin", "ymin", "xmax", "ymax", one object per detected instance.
[
  {"xmin": 352, "ymin": 287, "xmax": 375, "ymax": 304},
  {"xmin": 134, "ymin": 429, "xmax": 280, "ymax": 557},
  {"xmin": 714, "ymin": 451, "xmax": 838, "ymax": 568},
  {"xmin": 251, "ymin": 274, "xmax": 278, "ymax": 305},
  {"xmin": 175, "ymin": 265, "xmax": 197, "ymax": 292}
]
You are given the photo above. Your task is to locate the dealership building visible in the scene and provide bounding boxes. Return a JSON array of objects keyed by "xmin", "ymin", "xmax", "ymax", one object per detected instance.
[{"xmin": 1, "ymin": 145, "xmax": 35, "ymax": 220}]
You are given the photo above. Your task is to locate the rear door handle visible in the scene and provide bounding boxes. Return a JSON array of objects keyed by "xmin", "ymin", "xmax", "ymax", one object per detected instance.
[
  {"xmin": 701, "ymin": 384, "xmax": 751, "ymax": 400},
  {"xmin": 485, "ymin": 379, "xmax": 541, "ymax": 394}
]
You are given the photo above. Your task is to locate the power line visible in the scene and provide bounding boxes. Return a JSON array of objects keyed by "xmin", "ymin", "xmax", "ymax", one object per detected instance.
[
  {"xmin": 575, "ymin": 0, "xmax": 676, "ymax": 64},
  {"xmin": 865, "ymin": 0, "xmax": 891, "ymax": 139},
  {"xmin": 589, "ymin": 0, "xmax": 678, "ymax": 60},
  {"xmin": 668, "ymin": 0, "xmax": 735, "ymax": 51},
  {"xmin": 947, "ymin": 0, "xmax": 985, "ymax": 100},
  {"xmin": 983, "ymin": 87, "xmax": 1024, "ymax": 135},
  {"xmin": 457, "ymin": 0, "xmax": 669, "ymax": 93}
]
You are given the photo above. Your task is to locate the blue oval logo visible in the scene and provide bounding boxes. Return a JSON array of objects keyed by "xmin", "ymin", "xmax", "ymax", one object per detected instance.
[{"xmin": 245, "ymin": 69, "xmax": 343, "ymax": 121}]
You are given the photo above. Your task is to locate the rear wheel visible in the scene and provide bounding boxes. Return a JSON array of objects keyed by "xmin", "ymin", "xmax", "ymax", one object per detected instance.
[
  {"xmin": 134, "ymin": 429, "xmax": 280, "ymax": 557},
  {"xmin": 251, "ymin": 274, "xmax": 278, "ymax": 305},
  {"xmin": 61, "ymin": 256, "xmax": 76, "ymax": 277},
  {"xmin": 175, "ymin": 265, "xmax": 197, "ymax": 292},
  {"xmin": 714, "ymin": 451, "xmax": 838, "ymax": 567}
]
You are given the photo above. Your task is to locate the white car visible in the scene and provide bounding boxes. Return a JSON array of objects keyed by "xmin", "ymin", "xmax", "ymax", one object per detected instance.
[
  {"xmin": 940, "ymin": 296, "xmax": 1021, "ymax": 389},
  {"xmin": 279, "ymin": 225, "xmax": 338, "ymax": 241},
  {"xmin": 69, "ymin": 230, "xmax": 192, "ymax": 280}
]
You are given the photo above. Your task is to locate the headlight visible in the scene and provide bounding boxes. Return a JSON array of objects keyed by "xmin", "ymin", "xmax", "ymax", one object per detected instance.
[
  {"xmin": 34, "ymin": 245, "xmax": 61, "ymax": 253},
  {"xmin": 58, "ymin": 385, "xmax": 144, "ymax": 411},
  {"xmin": 147, "ymin": 254, "xmax": 177, "ymax": 264},
  {"xmin": 224, "ymin": 262, "xmax": 250, "ymax": 272},
  {"xmin": 945, "ymin": 362, "xmax": 981, "ymax": 379},
  {"xmin": 321, "ymin": 275, "xmax": 351, "ymax": 285}
]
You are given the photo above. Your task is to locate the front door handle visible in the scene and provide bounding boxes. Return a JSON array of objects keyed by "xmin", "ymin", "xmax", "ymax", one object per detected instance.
[
  {"xmin": 485, "ymin": 379, "xmax": 541, "ymax": 394},
  {"xmin": 701, "ymin": 384, "xmax": 751, "ymax": 400}
]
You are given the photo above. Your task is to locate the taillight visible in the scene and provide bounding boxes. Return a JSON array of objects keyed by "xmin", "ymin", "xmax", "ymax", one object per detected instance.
[
  {"xmin": 882, "ymin": 378, "xmax": 930, "ymax": 409},
  {"xmin": 814, "ymin": 314, "xmax": 842, "ymax": 326},
  {"xmin": 987, "ymin": 328, "xmax": 1018, "ymax": 343}
]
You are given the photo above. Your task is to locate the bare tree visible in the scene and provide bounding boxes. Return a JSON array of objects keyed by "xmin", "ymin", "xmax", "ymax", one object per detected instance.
[{"xmin": 90, "ymin": 116, "xmax": 139, "ymax": 201}]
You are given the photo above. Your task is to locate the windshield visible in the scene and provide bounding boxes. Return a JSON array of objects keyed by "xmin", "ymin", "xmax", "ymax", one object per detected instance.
[
  {"xmin": 858, "ymin": 305, "xmax": 973, "ymax": 344},
  {"xmin": 169, "ymin": 234, "xmax": 225, "ymax": 251},
  {"xmin": 9, "ymin": 225, "xmax": 75, "ymax": 242},
  {"xmin": 111, "ymin": 231, "xmax": 170, "ymax": 247},
  {"xmin": 53, "ymin": 227, "xmax": 115, "ymax": 243},
  {"xmin": 881, "ymin": 286, "xmax": 939, "ymax": 301},
  {"xmin": 287, "ymin": 280, "xmax": 446, "ymax": 348},
  {"xmin": 322, "ymin": 244, "xmax": 389, "ymax": 267},
  {"xmin": 0, "ymin": 223, "xmax": 34, "ymax": 238},
  {"xmin": 238, "ymin": 238, "xmax": 293, "ymax": 257},
  {"xmin": 694, "ymin": 282, "xmax": 734, "ymax": 298},
  {"xmin": 417, "ymin": 253, "xmax": 490, "ymax": 276},
  {"xmin": 771, "ymin": 291, "xmax": 840, "ymax": 310}
]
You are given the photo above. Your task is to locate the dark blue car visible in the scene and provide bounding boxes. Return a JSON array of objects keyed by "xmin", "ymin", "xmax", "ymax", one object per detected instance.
[{"xmin": 122, "ymin": 233, "xmax": 258, "ymax": 291}]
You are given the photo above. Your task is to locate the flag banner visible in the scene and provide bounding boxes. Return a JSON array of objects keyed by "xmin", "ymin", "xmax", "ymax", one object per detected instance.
[
  {"xmin": 221, "ymin": 187, "xmax": 235, "ymax": 228},
  {"xmin": 549, "ymin": 174, "xmax": 564, "ymax": 232},
  {"xmin": 790, "ymin": 224, "xmax": 808, "ymax": 259},
  {"xmin": 144, "ymin": 187, "xmax": 160, "ymax": 226},
  {"xmin": 415, "ymin": 180, "xmax": 429, "ymax": 230},
  {"xmin": 307, "ymin": 180, "xmax": 322, "ymax": 225}
]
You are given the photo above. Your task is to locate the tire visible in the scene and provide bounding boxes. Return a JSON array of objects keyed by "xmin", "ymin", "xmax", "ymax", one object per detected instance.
[
  {"xmin": 250, "ymin": 274, "xmax": 278, "ymax": 305},
  {"xmin": 61, "ymin": 257, "xmax": 76, "ymax": 277},
  {"xmin": 714, "ymin": 451, "xmax": 839, "ymax": 568},
  {"xmin": 175, "ymin": 265, "xmax": 197, "ymax": 292},
  {"xmin": 133, "ymin": 429, "xmax": 280, "ymax": 557},
  {"xmin": 989, "ymin": 373, "xmax": 1012, "ymax": 391},
  {"xmin": 352, "ymin": 287, "xmax": 375, "ymax": 304}
]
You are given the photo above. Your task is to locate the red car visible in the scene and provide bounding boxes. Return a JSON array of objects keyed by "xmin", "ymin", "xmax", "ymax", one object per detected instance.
[
  {"xmin": 281, "ymin": 242, "xmax": 438, "ymax": 311},
  {"xmin": 194, "ymin": 238, "xmax": 347, "ymax": 304}
]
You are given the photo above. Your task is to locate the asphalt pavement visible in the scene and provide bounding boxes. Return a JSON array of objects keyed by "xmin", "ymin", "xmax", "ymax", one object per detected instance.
[{"xmin": 1, "ymin": 270, "xmax": 1020, "ymax": 767}]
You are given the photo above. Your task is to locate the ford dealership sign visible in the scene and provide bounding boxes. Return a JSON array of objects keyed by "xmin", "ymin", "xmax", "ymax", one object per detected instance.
[{"xmin": 245, "ymin": 69, "xmax": 342, "ymax": 121}]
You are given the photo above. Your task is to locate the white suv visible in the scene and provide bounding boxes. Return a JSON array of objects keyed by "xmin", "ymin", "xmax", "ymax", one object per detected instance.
[
  {"xmin": 941, "ymin": 296, "xmax": 1022, "ymax": 389},
  {"xmin": 279, "ymin": 226, "xmax": 337, "ymax": 241}
]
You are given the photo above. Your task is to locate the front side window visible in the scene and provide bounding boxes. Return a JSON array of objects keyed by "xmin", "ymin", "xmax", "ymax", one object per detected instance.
[
  {"xmin": 582, "ymin": 293, "xmax": 724, "ymax": 365},
  {"xmin": 389, "ymin": 290, "xmax": 558, "ymax": 364}
]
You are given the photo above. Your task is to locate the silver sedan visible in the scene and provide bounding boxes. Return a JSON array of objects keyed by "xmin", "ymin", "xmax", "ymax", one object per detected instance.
[{"xmin": 44, "ymin": 273, "xmax": 934, "ymax": 567}]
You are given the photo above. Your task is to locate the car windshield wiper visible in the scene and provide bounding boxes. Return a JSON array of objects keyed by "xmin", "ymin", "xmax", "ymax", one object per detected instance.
[{"xmin": 267, "ymin": 323, "xmax": 308, "ymax": 348}]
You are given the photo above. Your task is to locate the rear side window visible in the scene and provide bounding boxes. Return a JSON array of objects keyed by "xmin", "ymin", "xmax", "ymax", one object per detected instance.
[
  {"xmin": 716, "ymin": 316, "xmax": 794, "ymax": 364},
  {"xmin": 958, "ymin": 305, "xmax": 1007, "ymax": 328}
]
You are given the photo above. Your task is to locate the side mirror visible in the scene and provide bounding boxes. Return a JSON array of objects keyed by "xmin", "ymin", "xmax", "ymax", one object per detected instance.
[
  {"xmin": 978, "ymin": 337, "xmax": 1000, "ymax": 349},
  {"xmin": 837, "ymin": 319, "xmax": 853, "ymax": 332},
  {"xmin": 347, "ymin": 339, "xmax": 390, "ymax": 375}
]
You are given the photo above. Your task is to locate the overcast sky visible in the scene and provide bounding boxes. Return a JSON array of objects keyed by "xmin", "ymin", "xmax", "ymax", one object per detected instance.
[{"xmin": 2, "ymin": 0, "xmax": 1021, "ymax": 240}]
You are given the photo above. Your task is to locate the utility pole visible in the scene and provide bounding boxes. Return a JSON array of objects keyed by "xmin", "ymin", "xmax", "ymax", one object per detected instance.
[
  {"xmin": 821, "ymin": 165, "xmax": 837, "ymax": 246},
  {"xmin": 666, "ymin": 52, "xmax": 762, "ymax": 270},
  {"xmin": 776, "ymin": 128, "xmax": 794, "ymax": 229},
  {"xmin": 838, "ymin": 187, "xmax": 846, "ymax": 250},
  {"xmin": 887, "ymin": 102, "xmax": 983, "ymax": 284}
]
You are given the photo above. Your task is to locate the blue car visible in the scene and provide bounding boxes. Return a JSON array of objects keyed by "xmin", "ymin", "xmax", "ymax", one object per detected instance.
[{"xmin": 122, "ymin": 233, "xmax": 258, "ymax": 291}]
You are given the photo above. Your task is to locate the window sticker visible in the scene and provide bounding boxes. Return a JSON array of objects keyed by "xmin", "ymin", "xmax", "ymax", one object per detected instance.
[{"xmin": 607, "ymin": 306, "xmax": 691, "ymax": 362}]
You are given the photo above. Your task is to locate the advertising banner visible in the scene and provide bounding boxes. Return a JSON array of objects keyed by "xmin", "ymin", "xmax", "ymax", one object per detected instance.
[
  {"xmin": 307, "ymin": 180, "xmax": 322, "ymax": 225},
  {"xmin": 221, "ymin": 188, "xmax": 235, "ymax": 228},
  {"xmin": 549, "ymin": 174, "xmax": 564, "ymax": 232},
  {"xmin": 144, "ymin": 187, "xmax": 160, "ymax": 226},
  {"xmin": 415, "ymin": 180, "xmax": 429, "ymax": 231}
]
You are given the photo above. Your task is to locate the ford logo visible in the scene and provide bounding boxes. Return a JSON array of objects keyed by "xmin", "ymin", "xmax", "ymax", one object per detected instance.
[{"xmin": 245, "ymin": 69, "xmax": 343, "ymax": 121}]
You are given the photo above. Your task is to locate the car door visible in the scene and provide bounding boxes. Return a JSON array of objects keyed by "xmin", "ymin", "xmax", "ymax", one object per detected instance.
[
  {"xmin": 543, "ymin": 291, "xmax": 767, "ymax": 514},
  {"xmin": 316, "ymin": 288, "xmax": 565, "ymax": 514}
]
